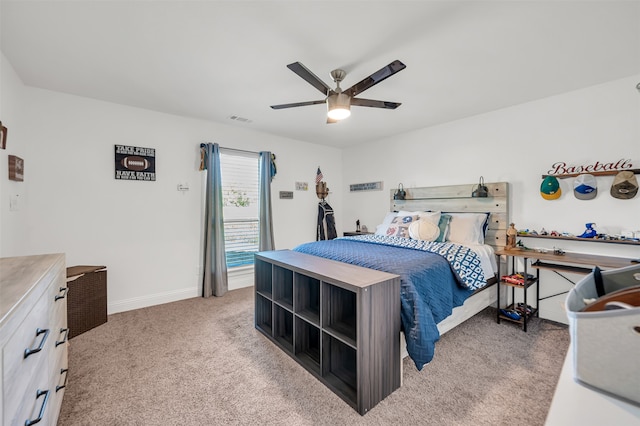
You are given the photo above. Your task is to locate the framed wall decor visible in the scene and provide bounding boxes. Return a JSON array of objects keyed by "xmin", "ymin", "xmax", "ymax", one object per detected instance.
[
  {"xmin": 114, "ymin": 145, "xmax": 156, "ymax": 181},
  {"xmin": 0, "ymin": 121, "xmax": 7, "ymax": 149},
  {"xmin": 8, "ymin": 155, "xmax": 24, "ymax": 181}
]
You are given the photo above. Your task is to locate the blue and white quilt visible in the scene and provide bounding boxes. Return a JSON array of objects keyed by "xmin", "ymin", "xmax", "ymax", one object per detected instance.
[{"xmin": 293, "ymin": 235, "xmax": 488, "ymax": 370}]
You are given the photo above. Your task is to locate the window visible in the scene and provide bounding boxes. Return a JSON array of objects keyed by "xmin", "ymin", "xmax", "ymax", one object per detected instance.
[{"xmin": 220, "ymin": 149, "xmax": 259, "ymax": 268}]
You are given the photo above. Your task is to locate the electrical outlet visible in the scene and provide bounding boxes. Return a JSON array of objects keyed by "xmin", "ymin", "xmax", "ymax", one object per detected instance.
[{"xmin": 9, "ymin": 194, "xmax": 19, "ymax": 211}]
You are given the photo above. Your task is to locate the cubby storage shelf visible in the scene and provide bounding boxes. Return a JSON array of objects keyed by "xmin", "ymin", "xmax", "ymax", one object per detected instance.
[{"xmin": 254, "ymin": 250, "xmax": 401, "ymax": 415}]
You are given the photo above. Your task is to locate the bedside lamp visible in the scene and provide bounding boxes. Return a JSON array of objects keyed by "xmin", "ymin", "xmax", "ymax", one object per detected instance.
[{"xmin": 472, "ymin": 176, "xmax": 488, "ymax": 198}]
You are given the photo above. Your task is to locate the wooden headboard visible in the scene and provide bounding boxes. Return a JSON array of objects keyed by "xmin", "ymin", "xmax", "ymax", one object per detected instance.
[{"xmin": 390, "ymin": 182, "xmax": 509, "ymax": 251}]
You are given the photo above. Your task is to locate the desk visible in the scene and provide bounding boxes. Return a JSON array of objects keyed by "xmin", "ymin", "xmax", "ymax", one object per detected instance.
[
  {"xmin": 545, "ymin": 345, "xmax": 640, "ymax": 425},
  {"xmin": 497, "ymin": 249, "xmax": 635, "ymax": 272},
  {"xmin": 494, "ymin": 249, "xmax": 636, "ymax": 331}
]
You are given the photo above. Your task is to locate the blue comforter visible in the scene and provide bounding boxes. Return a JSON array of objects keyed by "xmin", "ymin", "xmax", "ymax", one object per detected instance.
[{"xmin": 293, "ymin": 235, "xmax": 486, "ymax": 370}]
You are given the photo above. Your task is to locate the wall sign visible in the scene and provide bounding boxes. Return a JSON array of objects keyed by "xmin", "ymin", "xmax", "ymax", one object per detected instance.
[
  {"xmin": 0, "ymin": 121, "xmax": 7, "ymax": 149},
  {"xmin": 279, "ymin": 191, "xmax": 294, "ymax": 199},
  {"xmin": 544, "ymin": 159, "xmax": 638, "ymax": 178},
  {"xmin": 350, "ymin": 181, "xmax": 383, "ymax": 192},
  {"xmin": 8, "ymin": 155, "xmax": 23, "ymax": 181},
  {"xmin": 115, "ymin": 145, "xmax": 156, "ymax": 181}
]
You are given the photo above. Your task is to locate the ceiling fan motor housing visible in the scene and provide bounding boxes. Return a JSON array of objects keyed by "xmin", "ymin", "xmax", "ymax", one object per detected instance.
[{"xmin": 330, "ymin": 69, "xmax": 347, "ymax": 85}]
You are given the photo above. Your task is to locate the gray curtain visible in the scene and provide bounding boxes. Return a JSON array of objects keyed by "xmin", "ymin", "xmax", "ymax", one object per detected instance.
[
  {"xmin": 258, "ymin": 151, "xmax": 275, "ymax": 251},
  {"xmin": 202, "ymin": 143, "xmax": 228, "ymax": 297}
]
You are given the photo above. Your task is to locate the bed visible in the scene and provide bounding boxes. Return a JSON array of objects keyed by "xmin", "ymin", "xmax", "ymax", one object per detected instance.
[{"xmin": 293, "ymin": 182, "xmax": 509, "ymax": 370}]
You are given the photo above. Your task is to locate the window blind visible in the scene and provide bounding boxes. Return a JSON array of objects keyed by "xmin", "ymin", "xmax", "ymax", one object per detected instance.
[{"xmin": 220, "ymin": 150, "xmax": 259, "ymax": 268}]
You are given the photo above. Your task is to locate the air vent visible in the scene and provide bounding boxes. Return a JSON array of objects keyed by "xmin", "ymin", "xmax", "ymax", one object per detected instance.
[{"xmin": 228, "ymin": 115, "xmax": 252, "ymax": 123}]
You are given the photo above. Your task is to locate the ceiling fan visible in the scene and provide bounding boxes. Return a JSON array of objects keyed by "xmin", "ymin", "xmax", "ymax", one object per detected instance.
[{"xmin": 270, "ymin": 60, "xmax": 406, "ymax": 123}]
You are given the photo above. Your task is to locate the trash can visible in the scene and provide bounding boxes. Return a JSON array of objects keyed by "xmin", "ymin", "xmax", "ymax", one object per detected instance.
[{"xmin": 66, "ymin": 265, "xmax": 107, "ymax": 338}]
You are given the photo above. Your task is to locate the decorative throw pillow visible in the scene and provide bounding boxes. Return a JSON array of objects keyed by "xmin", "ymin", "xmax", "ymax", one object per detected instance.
[
  {"xmin": 409, "ymin": 218, "xmax": 440, "ymax": 241},
  {"xmin": 435, "ymin": 214, "xmax": 452, "ymax": 242},
  {"xmin": 385, "ymin": 215, "xmax": 419, "ymax": 238},
  {"xmin": 397, "ymin": 210, "xmax": 441, "ymax": 226},
  {"xmin": 374, "ymin": 212, "xmax": 398, "ymax": 235}
]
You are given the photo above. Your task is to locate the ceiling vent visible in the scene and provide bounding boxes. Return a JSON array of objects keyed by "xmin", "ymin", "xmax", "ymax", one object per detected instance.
[{"xmin": 228, "ymin": 115, "xmax": 252, "ymax": 123}]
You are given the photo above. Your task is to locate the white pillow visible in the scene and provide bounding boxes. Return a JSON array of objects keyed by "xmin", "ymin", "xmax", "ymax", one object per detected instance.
[
  {"xmin": 374, "ymin": 212, "xmax": 398, "ymax": 235},
  {"xmin": 409, "ymin": 219, "xmax": 440, "ymax": 241},
  {"xmin": 397, "ymin": 210, "xmax": 441, "ymax": 226},
  {"xmin": 446, "ymin": 213, "xmax": 489, "ymax": 245}
]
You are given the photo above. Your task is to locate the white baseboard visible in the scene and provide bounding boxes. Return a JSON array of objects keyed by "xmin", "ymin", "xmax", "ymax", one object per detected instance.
[
  {"xmin": 108, "ymin": 287, "xmax": 198, "ymax": 315},
  {"xmin": 108, "ymin": 267, "xmax": 255, "ymax": 314}
]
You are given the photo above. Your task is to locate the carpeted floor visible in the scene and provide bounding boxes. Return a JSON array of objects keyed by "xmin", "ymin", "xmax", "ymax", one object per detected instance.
[{"xmin": 58, "ymin": 286, "xmax": 569, "ymax": 425}]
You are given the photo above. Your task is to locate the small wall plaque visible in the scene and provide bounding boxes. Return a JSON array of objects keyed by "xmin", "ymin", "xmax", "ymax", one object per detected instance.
[
  {"xmin": 0, "ymin": 121, "xmax": 7, "ymax": 149},
  {"xmin": 279, "ymin": 191, "xmax": 294, "ymax": 199},
  {"xmin": 8, "ymin": 155, "xmax": 24, "ymax": 181},
  {"xmin": 350, "ymin": 181, "xmax": 383, "ymax": 192}
]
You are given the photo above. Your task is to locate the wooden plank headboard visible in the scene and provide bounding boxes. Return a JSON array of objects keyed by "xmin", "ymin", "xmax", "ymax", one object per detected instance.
[{"xmin": 390, "ymin": 182, "xmax": 509, "ymax": 251}]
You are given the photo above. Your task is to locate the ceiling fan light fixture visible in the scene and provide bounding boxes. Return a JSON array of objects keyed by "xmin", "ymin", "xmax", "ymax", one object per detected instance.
[{"xmin": 327, "ymin": 93, "xmax": 351, "ymax": 120}]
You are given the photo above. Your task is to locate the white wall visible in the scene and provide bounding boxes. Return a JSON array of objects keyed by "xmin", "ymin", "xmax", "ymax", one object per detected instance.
[
  {"xmin": 4, "ymin": 45, "xmax": 639, "ymax": 323},
  {"xmin": 0, "ymin": 54, "xmax": 31, "ymax": 254},
  {"xmin": 342, "ymin": 74, "xmax": 640, "ymax": 324},
  {"xmin": 1, "ymin": 52, "xmax": 343, "ymax": 313}
]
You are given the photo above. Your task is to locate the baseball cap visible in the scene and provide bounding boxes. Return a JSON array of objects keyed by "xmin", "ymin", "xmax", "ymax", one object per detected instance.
[
  {"xmin": 573, "ymin": 174, "xmax": 597, "ymax": 200},
  {"xmin": 540, "ymin": 176, "xmax": 561, "ymax": 200},
  {"xmin": 610, "ymin": 171, "xmax": 638, "ymax": 199}
]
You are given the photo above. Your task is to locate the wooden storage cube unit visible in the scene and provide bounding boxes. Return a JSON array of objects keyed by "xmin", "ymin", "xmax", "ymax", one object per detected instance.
[
  {"xmin": 323, "ymin": 332, "xmax": 357, "ymax": 405},
  {"xmin": 273, "ymin": 304, "xmax": 294, "ymax": 352},
  {"xmin": 294, "ymin": 317, "xmax": 321, "ymax": 374},
  {"xmin": 323, "ymin": 283, "xmax": 356, "ymax": 345},
  {"xmin": 255, "ymin": 293, "xmax": 273, "ymax": 335},
  {"xmin": 254, "ymin": 250, "xmax": 400, "ymax": 415},
  {"xmin": 273, "ymin": 265, "xmax": 293, "ymax": 310},
  {"xmin": 294, "ymin": 273, "xmax": 320, "ymax": 325},
  {"xmin": 66, "ymin": 266, "xmax": 107, "ymax": 338},
  {"xmin": 254, "ymin": 259, "xmax": 272, "ymax": 297}
]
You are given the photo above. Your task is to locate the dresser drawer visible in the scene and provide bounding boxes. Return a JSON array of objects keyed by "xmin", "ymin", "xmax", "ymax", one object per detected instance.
[
  {"xmin": 3, "ymin": 290, "xmax": 52, "ymax": 423},
  {"xmin": 48, "ymin": 342, "xmax": 69, "ymax": 426},
  {"xmin": 51, "ymin": 274, "xmax": 69, "ymax": 325},
  {"xmin": 5, "ymin": 365, "xmax": 51, "ymax": 426}
]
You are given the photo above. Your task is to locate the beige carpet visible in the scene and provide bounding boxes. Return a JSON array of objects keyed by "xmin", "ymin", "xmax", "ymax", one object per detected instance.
[{"xmin": 58, "ymin": 286, "xmax": 569, "ymax": 426}]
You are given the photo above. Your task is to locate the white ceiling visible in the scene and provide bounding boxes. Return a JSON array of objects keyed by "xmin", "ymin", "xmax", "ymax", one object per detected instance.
[{"xmin": 2, "ymin": 1, "xmax": 639, "ymax": 148}]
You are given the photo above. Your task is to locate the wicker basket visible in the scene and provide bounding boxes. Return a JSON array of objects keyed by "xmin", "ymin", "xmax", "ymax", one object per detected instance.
[{"xmin": 66, "ymin": 265, "xmax": 107, "ymax": 338}]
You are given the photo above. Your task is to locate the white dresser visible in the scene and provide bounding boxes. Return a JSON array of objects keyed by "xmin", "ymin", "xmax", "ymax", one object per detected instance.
[{"xmin": 0, "ymin": 254, "xmax": 68, "ymax": 426}]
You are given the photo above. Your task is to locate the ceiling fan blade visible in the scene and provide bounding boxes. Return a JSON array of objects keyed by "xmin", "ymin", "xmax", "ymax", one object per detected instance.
[
  {"xmin": 344, "ymin": 60, "xmax": 406, "ymax": 98},
  {"xmin": 270, "ymin": 100, "xmax": 326, "ymax": 110},
  {"xmin": 326, "ymin": 117, "xmax": 339, "ymax": 124},
  {"xmin": 287, "ymin": 62, "xmax": 332, "ymax": 95},
  {"xmin": 351, "ymin": 98, "xmax": 401, "ymax": 109}
]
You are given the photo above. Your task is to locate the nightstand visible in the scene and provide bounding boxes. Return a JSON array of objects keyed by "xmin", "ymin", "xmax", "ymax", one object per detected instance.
[
  {"xmin": 495, "ymin": 249, "xmax": 540, "ymax": 332},
  {"xmin": 343, "ymin": 231, "xmax": 373, "ymax": 237}
]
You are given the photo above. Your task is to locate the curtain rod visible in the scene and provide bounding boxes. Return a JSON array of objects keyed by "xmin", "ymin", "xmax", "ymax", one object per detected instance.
[
  {"xmin": 200, "ymin": 143, "xmax": 260, "ymax": 155},
  {"xmin": 221, "ymin": 146, "xmax": 260, "ymax": 155}
]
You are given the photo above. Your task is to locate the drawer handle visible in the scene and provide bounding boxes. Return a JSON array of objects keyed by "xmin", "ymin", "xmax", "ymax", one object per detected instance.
[
  {"xmin": 55, "ymin": 286, "xmax": 68, "ymax": 301},
  {"xmin": 24, "ymin": 328, "xmax": 50, "ymax": 359},
  {"xmin": 24, "ymin": 389, "xmax": 49, "ymax": 426},
  {"xmin": 56, "ymin": 328, "xmax": 69, "ymax": 347},
  {"xmin": 56, "ymin": 368, "xmax": 69, "ymax": 392}
]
